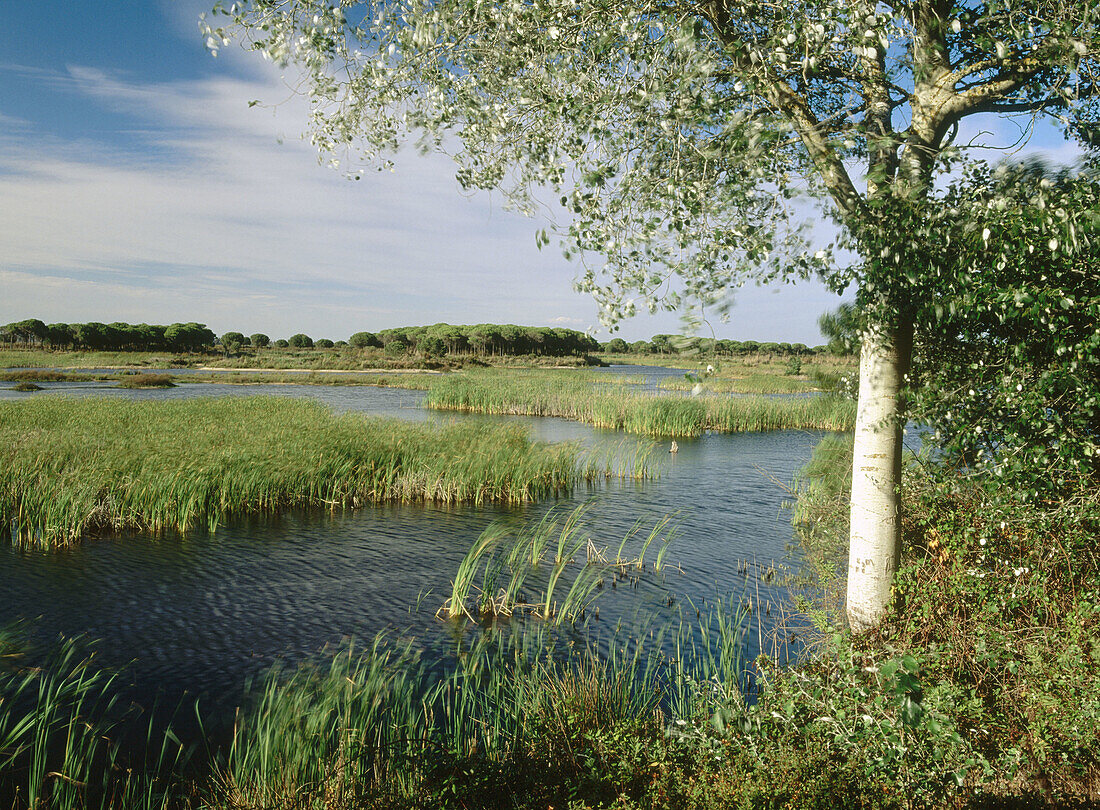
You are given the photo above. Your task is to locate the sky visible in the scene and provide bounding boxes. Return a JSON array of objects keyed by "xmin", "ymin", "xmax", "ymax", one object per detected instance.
[{"xmin": 0, "ymin": 3, "xmax": 1084, "ymax": 345}]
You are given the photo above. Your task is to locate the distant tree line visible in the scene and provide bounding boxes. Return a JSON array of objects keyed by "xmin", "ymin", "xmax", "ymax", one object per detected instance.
[
  {"xmin": 1, "ymin": 319, "xmax": 216, "ymax": 352},
  {"xmin": 346, "ymin": 323, "xmax": 601, "ymax": 358},
  {"xmin": 602, "ymin": 335, "xmax": 825, "ymax": 356},
  {"xmin": 2, "ymin": 318, "xmax": 833, "ymax": 357}
]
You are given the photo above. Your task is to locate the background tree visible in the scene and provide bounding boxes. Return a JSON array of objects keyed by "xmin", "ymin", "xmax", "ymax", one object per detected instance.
[
  {"xmin": 250, "ymin": 333, "xmax": 271, "ymax": 348},
  {"xmin": 288, "ymin": 333, "xmax": 314, "ymax": 349},
  {"xmin": 221, "ymin": 331, "xmax": 247, "ymax": 356},
  {"xmin": 348, "ymin": 331, "xmax": 380, "ymax": 349},
  {"xmin": 210, "ymin": 0, "xmax": 1099, "ymax": 630},
  {"xmin": 315, "ymin": 338, "xmax": 336, "ymax": 348}
]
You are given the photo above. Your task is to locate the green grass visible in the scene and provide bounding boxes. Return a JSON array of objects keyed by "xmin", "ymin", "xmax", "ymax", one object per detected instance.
[
  {"xmin": 181, "ymin": 370, "xmax": 439, "ymax": 388},
  {"xmin": 116, "ymin": 373, "xmax": 176, "ymax": 389},
  {"xmin": 0, "ymin": 396, "xmax": 584, "ymax": 548},
  {"xmin": 0, "ymin": 634, "xmax": 188, "ymax": 810},
  {"xmin": 425, "ymin": 369, "xmax": 855, "ymax": 437},
  {"xmin": 0, "ymin": 349, "xmax": 188, "ymax": 369}
]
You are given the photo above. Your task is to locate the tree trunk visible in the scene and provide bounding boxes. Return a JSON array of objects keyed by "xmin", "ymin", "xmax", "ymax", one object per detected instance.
[{"xmin": 846, "ymin": 317, "xmax": 913, "ymax": 633}]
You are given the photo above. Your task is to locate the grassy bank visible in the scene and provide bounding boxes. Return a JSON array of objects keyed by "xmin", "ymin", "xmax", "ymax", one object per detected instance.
[
  {"xmin": 425, "ymin": 370, "xmax": 855, "ymax": 436},
  {"xmin": 0, "ymin": 396, "xmax": 585, "ymax": 548}
]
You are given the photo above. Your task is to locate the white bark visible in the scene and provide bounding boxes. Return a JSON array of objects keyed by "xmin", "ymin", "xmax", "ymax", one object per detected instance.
[{"xmin": 846, "ymin": 320, "xmax": 913, "ymax": 633}]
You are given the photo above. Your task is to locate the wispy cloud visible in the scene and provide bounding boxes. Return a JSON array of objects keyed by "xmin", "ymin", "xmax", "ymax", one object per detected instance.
[{"xmin": 0, "ymin": 61, "xmax": 600, "ymax": 338}]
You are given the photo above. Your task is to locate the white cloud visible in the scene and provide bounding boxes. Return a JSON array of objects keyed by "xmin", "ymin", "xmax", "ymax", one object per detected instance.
[{"xmin": 0, "ymin": 51, "xmax": 846, "ymax": 344}]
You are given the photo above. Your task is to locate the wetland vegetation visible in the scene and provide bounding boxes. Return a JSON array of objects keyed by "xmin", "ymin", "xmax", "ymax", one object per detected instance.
[
  {"xmin": 0, "ymin": 396, "xmax": 593, "ymax": 548},
  {"xmin": 425, "ymin": 369, "xmax": 855, "ymax": 436}
]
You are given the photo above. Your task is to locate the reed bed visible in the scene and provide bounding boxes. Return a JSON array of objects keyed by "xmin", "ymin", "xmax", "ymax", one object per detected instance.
[
  {"xmin": 0, "ymin": 634, "xmax": 188, "ymax": 810},
  {"xmin": 0, "ymin": 509, "xmax": 756, "ymax": 809},
  {"xmin": 116, "ymin": 373, "xmax": 176, "ymax": 389},
  {"xmin": 183, "ymin": 370, "xmax": 438, "ymax": 388},
  {"xmin": 217, "ymin": 600, "xmax": 750, "ymax": 808},
  {"xmin": 426, "ymin": 370, "xmax": 856, "ymax": 437},
  {"xmin": 437, "ymin": 504, "xmax": 681, "ymax": 624},
  {"xmin": 0, "ymin": 396, "xmax": 582, "ymax": 548},
  {"xmin": 657, "ymin": 372, "xmax": 819, "ymax": 394}
]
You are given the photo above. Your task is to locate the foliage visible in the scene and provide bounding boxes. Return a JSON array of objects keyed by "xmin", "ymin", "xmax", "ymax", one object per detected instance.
[
  {"xmin": 908, "ymin": 158, "xmax": 1100, "ymax": 499},
  {"xmin": 287, "ymin": 332, "xmax": 314, "ymax": 348},
  {"xmin": 817, "ymin": 303, "xmax": 861, "ymax": 356},
  {"xmin": 206, "ymin": 0, "xmax": 1097, "ymax": 328}
]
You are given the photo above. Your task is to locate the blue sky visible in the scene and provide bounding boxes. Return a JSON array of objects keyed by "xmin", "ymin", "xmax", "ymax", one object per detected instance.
[{"xmin": 0, "ymin": 3, "xmax": 1083, "ymax": 345}]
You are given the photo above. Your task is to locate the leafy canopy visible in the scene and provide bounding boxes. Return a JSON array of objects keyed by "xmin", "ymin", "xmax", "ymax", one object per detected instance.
[
  {"xmin": 207, "ymin": 0, "xmax": 1098, "ymax": 326},
  {"xmin": 909, "ymin": 156, "xmax": 1100, "ymax": 497}
]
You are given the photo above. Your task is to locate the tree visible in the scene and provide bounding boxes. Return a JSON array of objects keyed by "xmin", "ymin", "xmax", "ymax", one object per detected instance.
[
  {"xmin": 221, "ymin": 331, "xmax": 247, "ymax": 356},
  {"xmin": 606, "ymin": 338, "xmax": 629, "ymax": 354},
  {"xmin": 316, "ymin": 338, "xmax": 336, "ymax": 348},
  {"xmin": 348, "ymin": 331, "xmax": 380, "ymax": 349},
  {"xmin": 250, "ymin": 333, "xmax": 271, "ymax": 348},
  {"xmin": 288, "ymin": 333, "xmax": 314, "ymax": 348},
  {"xmin": 910, "ymin": 157, "xmax": 1100, "ymax": 495},
  {"xmin": 211, "ymin": 1, "xmax": 1099, "ymax": 631}
]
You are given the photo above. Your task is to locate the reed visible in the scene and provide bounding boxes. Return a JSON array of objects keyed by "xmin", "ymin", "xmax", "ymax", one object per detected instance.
[
  {"xmin": 0, "ymin": 396, "xmax": 580, "ymax": 548},
  {"xmin": 0, "ymin": 510, "xmax": 754, "ymax": 808},
  {"xmin": 0, "ymin": 635, "xmax": 188, "ymax": 810},
  {"xmin": 215, "ymin": 594, "xmax": 751, "ymax": 807},
  {"xmin": 426, "ymin": 369, "xmax": 855, "ymax": 437},
  {"xmin": 116, "ymin": 373, "xmax": 176, "ymax": 388},
  {"xmin": 183, "ymin": 370, "xmax": 439, "ymax": 388},
  {"xmin": 437, "ymin": 505, "xmax": 682, "ymax": 626}
]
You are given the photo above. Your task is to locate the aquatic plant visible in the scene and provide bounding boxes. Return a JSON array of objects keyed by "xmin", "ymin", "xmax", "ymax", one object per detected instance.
[
  {"xmin": 426, "ymin": 369, "xmax": 855, "ymax": 436},
  {"xmin": 0, "ymin": 396, "xmax": 580, "ymax": 548}
]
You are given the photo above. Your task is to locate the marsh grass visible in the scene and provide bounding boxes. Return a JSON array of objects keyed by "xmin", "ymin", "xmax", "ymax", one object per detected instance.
[
  {"xmin": 0, "ymin": 635, "xmax": 189, "ymax": 810},
  {"xmin": 183, "ymin": 370, "xmax": 438, "ymax": 388},
  {"xmin": 0, "ymin": 350, "xmax": 183, "ymax": 370},
  {"xmin": 437, "ymin": 505, "xmax": 682, "ymax": 625},
  {"xmin": 0, "ymin": 509, "xmax": 757, "ymax": 809},
  {"xmin": 116, "ymin": 373, "xmax": 176, "ymax": 389},
  {"xmin": 216, "ymin": 594, "xmax": 752, "ymax": 808},
  {"xmin": 426, "ymin": 370, "xmax": 855, "ymax": 437},
  {"xmin": 0, "ymin": 396, "xmax": 581, "ymax": 548},
  {"xmin": 0, "ymin": 370, "xmax": 98, "ymax": 382}
]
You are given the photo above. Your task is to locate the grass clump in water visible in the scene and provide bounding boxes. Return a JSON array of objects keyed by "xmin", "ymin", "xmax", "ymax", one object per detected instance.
[
  {"xmin": 426, "ymin": 369, "xmax": 855, "ymax": 436},
  {"xmin": 116, "ymin": 373, "xmax": 176, "ymax": 389},
  {"xmin": 0, "ymin": 396, "xmax": 580, "ymax": 548}
]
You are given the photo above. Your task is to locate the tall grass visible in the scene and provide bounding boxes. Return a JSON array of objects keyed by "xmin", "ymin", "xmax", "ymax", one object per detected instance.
[
  {"xmin": 0, "ymin": 396, "xmax": 582, "ymax": 548},
  {"xmin": 214, "ymin": 600, "xmax": 751, "ymax": 807},
  {"xmin": 0, "ymin": 634, "xmax": 188, "ymax": 810},
  {"xmin": 437, "ymin": 505, "xmax": 682, "ymax": 625},
  {"xmin": 0, "ymin": 508, "xmax": 755, "ymax": 808},
  {"xmin": 426, "ymin": 369, "xmax": 856, "ymax": 437}
]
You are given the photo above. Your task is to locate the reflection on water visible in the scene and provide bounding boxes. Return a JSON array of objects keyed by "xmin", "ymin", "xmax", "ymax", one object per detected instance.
[{"xmin": 0, "ymin": 380, "xmax": 827, "ymax": 712}]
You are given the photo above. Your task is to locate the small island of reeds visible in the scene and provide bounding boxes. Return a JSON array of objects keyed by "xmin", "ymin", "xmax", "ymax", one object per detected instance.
[
  {"xmin": 0, "ymin": 396, "xmax": 587, "ymax": 548},
  {"xmin": 425, "ymin": 370, "xmax": 856, "ymax": 436},
  {"xmin": 115, "ymin": 372, "xmax": 176, "ymax": 388}
]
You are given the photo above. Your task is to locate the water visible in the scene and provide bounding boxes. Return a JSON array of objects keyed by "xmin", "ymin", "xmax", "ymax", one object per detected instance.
[{"xmin": 0, "ymin": 379, "xmax": 827, "ymax": 713}]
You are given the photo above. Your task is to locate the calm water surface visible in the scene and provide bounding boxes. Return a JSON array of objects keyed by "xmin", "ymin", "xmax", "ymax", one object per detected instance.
[{"xmin": 1, "ymin": 377, "xmax": 826, "ymax": 713}]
